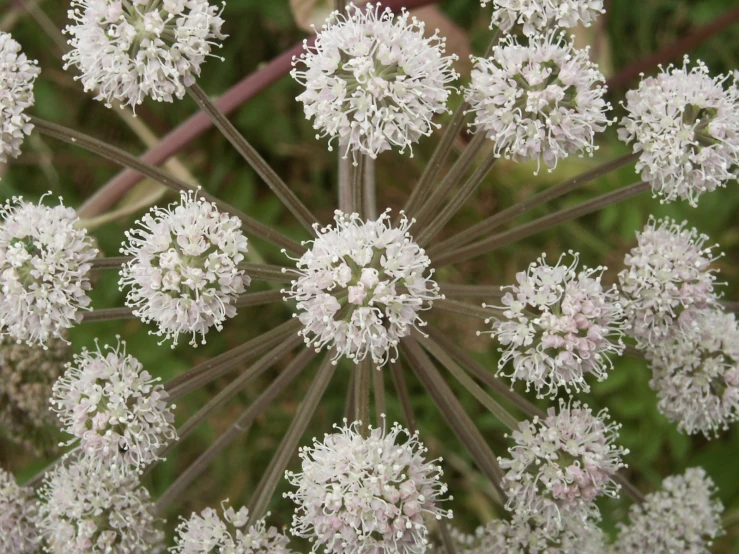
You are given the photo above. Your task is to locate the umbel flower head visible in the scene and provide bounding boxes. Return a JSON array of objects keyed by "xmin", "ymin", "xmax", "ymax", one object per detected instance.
[
  {"xmin": 465, "ymin": 31, "xmax": 612, "ymax": 173},
  {"xmin": 482, "ymin": 252, "xmax": 625, "ymax": 398},
  {"xmin": 0, "ymin": 32, "xmax": 40, "ymax": 163},
  {"xmin": 618, "ymin": 217, "xmax": 721, "ymax": 348},
  {"xmin": 499, "ymin": 399, "xmax": 627, "ymax": 533},
  {"xmin": 648, "ymin": 308, "xmax": 739, "ymax": 437},
  {"xmin": 283, "ymin": 210, "xmax": 442, "ymax": 366},
  {"xmin": 291, "ymin": 2, "xmax": 458, "ymax": 160},
  {"xmin": 0, "ymin": 195, "xmax": 97, "ymax": 346},
  {"xmin": 284, "ymin": 419, "xmax": 452, "ymax": 554},
  {"xmin": 0, "ymin": 336, "xmax": 70, "ymax": 453},
  {"xmin": 120, "ymin": 191, "xmax": 251, "ymax": 347},
  {"xmin": 50, "ymin": 338, "xmax": 177, "ymax": 474},
  {"xmin": 0, "ymin": 467, "xmax": 39, "ymax": 554},
  {"xmin": 172, "ymin": 500, "xmax": 296, "ymax": 554},
  {"xmin": 619, "ymin": 57, "xmax": 739, "ymax": 206},
  {"xmin": 612, "ymin": 467, "xmax": 724, "ymax": 554},
  {"xmin": 36, "ymin": 459, "xmax": 163, "ymax": 554},
  {"xmin": 63, "ymin": 0, "xmax": 227, "ymax": 109},
  {"xmin": 480, "ymin": 0, "xmax": 605, "ymax": 36}
]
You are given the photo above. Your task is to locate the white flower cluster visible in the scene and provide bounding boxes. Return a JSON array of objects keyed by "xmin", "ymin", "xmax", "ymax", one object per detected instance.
[
  {"xmin": 481, "ymin": 0, "xmax": 604, "ymax": 36},
  {"xmin": 284, "ymin": 210, "xmax": 441, "ymax": 366},
  {"xmin": 120, "ymin": 191, "xmax": 251, "ymax": 347},
  {"xmin": 466, "ymin": 32, "xmax": 611, "ymax": 173},
  {"xmin": 499, "ymin": 400, "xmax": 627, "ymax": 533},
  {"xmin": 0, "ymin": 468, "xmax": 38, "ymax": 554},
  {"xmin": 483, "ymin": 252, "xmax": 625, "ymax": 398},
  {"xmin": 619, "ymin": 217, "xmax": 721, "ymax": 348},
  {"xmin": 648, "ymin": 309, "xmax": 739, "ymax": 437},
  {"xmin": 0, "ymin": 32, "xmax": 40, "ymax": 163},
  {"xmin": 619, "ymin": 57, "xmax": 739, "ymax": 206},
  {"xmin": 291, "ymin": 3, "xmax": 458, "ymax": 160},
  {"xmin": 50, "ymin": 339, "xmax": 177, "ymax": 474},
  {"xmin": 285, "ymin": 420, "xmax": 452, "ymax": 554},
  {"xmin": 36, "ymin": 459, "xmax": 163, "ymax": 554},
  {"xmin": 63, "ymin": 0, "xmax": 227, "ymax": 109},
  {"xmin": 0, "ymin": 195, "xmax": 97, "ymax": 346},
  {"xmin": 612, "ymin": 468, "xmax": 724, "ymax": 554},
  {"xmin": 172, "ymin": 501, "xmax": 296, "ymax": 554}
]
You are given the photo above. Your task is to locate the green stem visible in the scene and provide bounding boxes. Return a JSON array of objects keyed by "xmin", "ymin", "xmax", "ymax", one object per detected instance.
[
  {"xmin": 239, "ymin": 262, "xmax": 294, "ymax": 283},
  {"xmin": 439, "ymin": 520, "xmax": 459, "ymax": 554},
  {"xmin": 364, "ymin": 157, "xmax": 377, "ymax": 220},
  {"xmin": 338, "ymin": 141, "xmax": 353, "ymax": 214},
  {"xmin": 89, "ymin": 256, "xmax": 132, "ymax": 270},
  {"xmin": 434, "ymin": 298, "xmax": 491, "ymax": 320},
  {"xmin": 389, "ymin": 360, "xmax": 417, "ymax": 433},
  {"xmin": 354, "ymin": 359, "xmax": 371, "ymax": 436},
  {"xmin": 80, "ymin": 307, "xmax": 136, "ymax": 323},
  {"xmin": 351, "ymin": 153, "xmax": 366, "ymax": 217},
  {"xmin": 186, "ymin": 84, "xmax": 318, "ymax": 235},
  {"xmin": 372, "ymin": 362, "xmax": 386, "ymax": 427},
  {"xmin": 438, "ymin": 284, "xmax": 505, "ymax": 299}
]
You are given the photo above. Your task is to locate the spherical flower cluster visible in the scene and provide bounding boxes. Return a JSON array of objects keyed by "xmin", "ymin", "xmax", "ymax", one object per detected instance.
[
  {"xmin": 50, "ymin": 339, "xmax": 177, "ymax": 474},
  {"xmin": 0, "ymin": 336, "xmax": 70, "ymax": 453},
  {"xmin": 284, "ymin": 210, "xmax": 442, "ymax": 366},
  {"xmin": 482, "ymin": 252, "xmax": 625, "ymax": 398},
  {"xmin": 499, "ymin": 399, "xmax": 627, "ymax": 533},
  {"xmin": 120, "ymin": 191, "xmax": 251, "ymax": 347},
  {"xmin": 63, "ymin": 0, "xmax": 226, "ymax": 109},
  {"xmin": 291, "ymin": 3, "xmax": 458, "ymax": 160},
  {"xmin": 612, "ymin": 467, "xmax": 724, "ymax": 554},
  {"xmin": 0, "ymin": 195, "xmax": 97, "ymax": 346},
  {"xmin": 619, "ymin": 57, "xmax": 739, "ymax": 206},
  {"xmin": 465, "ymin": 32, "xmax": 611, "ymax": 173},
  {"xmin": 36, "ymin": 459, "xmax": 163, "ymax": 554},
  {"xmin": 284, "ymin": 419, "xmax": 452, "ymax": 554},
  {"xmin": 648, "ymin": 308, "xmax": 739, "ymax": 437},
  {"xmin": 618, "ymin": 217, "xmax": 721, "ymax": 348},
  {"xmin": 0, "ymin": 32, "xmax": 40, "ymax": 163},
  {"xmin": 0, "ymin": 468, "xmax": 39, "ymax": 554},
  {"xmin": 480, "ymin": 0, "xmax": 604, "ymax": 36},
  {"xmin": 172, "ymin": 501, "xmax": 296, "ymax": 554}
]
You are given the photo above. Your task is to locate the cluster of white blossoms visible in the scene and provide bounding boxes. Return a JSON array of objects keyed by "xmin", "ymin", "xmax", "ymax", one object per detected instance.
[
  {"xmin": 284, "ymin": 210, "xmax": 442, "ymax": 366},
  {"xmin": 612, "ymin": 468, "xmax": 724, "ymax": 553},
  {"xmin": 50, "ymin": 339, "xmax": 177, "ymax": 474},
  {"xmin": 291, "ymin": 3, "xmax": 458, "ymax": 160},
  {"xmin": 619, "ymin": 57, "xmax": 739, "ymax": 206},
  {"xmin": 480, "ymin": 0, "xmax": 604, "ymax": 36},
  {"xmin": 172, "ymin": 501, "xmax": 296, "ymax": 554},
  {"xmin": 0, "ymin": 336, "xmax": 70, "ymax": 452},
  {"xmin": 120, "ymin": 191, "xmax": 251, "ymax": 347},
  {"xmin": 466, "ymin": 32, "xmax": 611, "ymax": 173},
  {"xmin": 0, "ymin": 468, "xmax": 38, "ymax": 554},
  {"xmin": 0, "ymin": 195, "xmax": 97, "ymax": 346},
  {"xmin": 285, "ymin": 420, "xmax": 452, "ymax": 554},
  {"xmin": 483, "ymin": 252, "xmax": 625, "ymax": 398},
  {"xmin": 499, "ymin": 400, "xmax": 627, "ymax": 533},
  {"xmin": 36, "ymin": 459, "xmax": 163, "ymax": 554},
  {"xmin": 648, "ymin": 308, "xmax": 739, "ymax": 437},
  {"xmin": 0, "ymin": 32, "xmax": 40, "ymax": 163},
  {"xmin": 63, "ymin": 0, "xmax": 226, "ymax": 109},
  {"xmin": 618, "ymin": 217, "xmax": 721, "ymax": 348}
]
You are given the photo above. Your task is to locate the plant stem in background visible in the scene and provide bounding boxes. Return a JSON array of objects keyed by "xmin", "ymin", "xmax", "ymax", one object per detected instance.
[
  {"xmin": 353, "ymin": 359, "xmax": 371, "ymax": 436},
  {"xmin": 351, "ymin": 154, "xmax": 366, "ymax": 218},
  {"xmin": 80, "ymin": 307, "xmax": 136, "ymax": 323},
  {"xmin": 89, "ymin": 256, "xmax": 133, "ymax": 270},
  {"xmin": 364, "ymin": 158, "xmax": 377, "ymax": 220}
]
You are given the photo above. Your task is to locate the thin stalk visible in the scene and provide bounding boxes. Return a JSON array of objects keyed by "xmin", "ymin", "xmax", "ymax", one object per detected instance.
[
  {"xmin": 351, "ymin": 154, "xmax": 366, "ymax": 217},
  {"xmin": 187, "ymin": 84, "xmax": 317, "ymax": 235},
  {"xmin": 89, "ymin": 256, "xmax": 132, "ymax": 270},
  {"xmin": 354, "ymin": 359, "xmax": 371, "ymax": 436},
  {"xmin": 31, "ymin": 117, "xmax": 304, "ymax": 255},
  {"xmin": 614, "ymin": 474, "xmax": 646, "ymax": 503},
  {"xmin": 439, "ymin": 284, "xmax": 505, "ymax": 299},
  {"xmin": 81, "ymin": 307, "xmax": 136, "ymax": 323},
  {"xmin": 430, "ymin": 153, "xmax": 639, "ymax": 256},
  {"xmin": 434, "ymin": 181, "xmax": 650, "ymax": 266},
  {"xmin": 434, "ymin": 298, "xmax": 491, "ymax": 320},
  {"xmin": 373, "ymin": 364, "xmax": 386, "ymax": 427},
  {"xmin": 721, "ymin": 300, "xmax": 739, "ymax": 312},
  {"xmin": 411, "ymin": 133, "xmax": 487, "ymax": 228},
  {"xmin": 233, "ymin": 290, "xmax": 286, "ymax": 309},
  {"xmin": 439, "ymin": 521, "xmax": 459, "ymax": 554},
  {"xmin": 334, "ymin": 0, "xmax": 348, "ymax": 15},
  {"xmin": 24, "ymin": 446, "xmax": 80, "ymax": 488},
  {"xmin": 624, "ymin": 345, "xmax": 645, "ymax": 359},
  {"xmin": 416, "ymin": 333, "xmax": 520, "ymax": 430},
  {"xmin": 338, "ymin": 151, "xmax": 352, "ymax": 213},
  {"xmin": 401, "ymin": 337, "xmax": 506, "ymax": 494},
  {"xmin": 240, "ymin": 263, "xmax": 294, "ymax": 283},
  {"xmin": 247, "ymin": 355, "xmax": 338, "ymax": 523},
  {"xmin": 164, "ymin": 318, "xmax": 302, "ymax": 401},
  {"xmin": 364, "ymin": 158, "xmax": 377, "ymax": 220},
  {"xmin": 344, "ymin": 368, "xmax": 357, "ymax": 422},
  {"xmin": 389, "ymin": 360, "xmax": 417, "ymax": 432},
  {"xmin": 417, "ymin": 153, "xmax": 498, "ymax": 246}
]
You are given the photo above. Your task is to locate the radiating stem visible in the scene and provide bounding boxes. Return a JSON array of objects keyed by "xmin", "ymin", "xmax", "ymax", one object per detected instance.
[
  {"xmin": 721, "ymin": 300, "xmax": 739, "ymax": 312},
  {"xmin": 389, "ymin": 360, "xmax": 418, "ymax": 432},
  {"xmin": 31, "ymin": 117, "xmax": 304, "ymax": 255},
  {"xmin": 164, "ymin": 319, "xmax": 302, "ymax": 401},
  {"xmin": 434, "ymin": 298, "xmax": 491, "ymax": 320},
  {"xmin": 338, "ymin": 140, "xmax": 353, "ymax": 214},
  {"xmin": 351, "ymin": 154, "xmax": 366, "ymax": 218},
  {"xmin": 239, "ymin": 263, "xmax": 295, "ymax": 283},
  {"xmin": 430, "ymin": 152, "xmax": 639, "ymax": 255},
  {"xmin": 354, "ymin": 359, "xmax": 371, "ymax": 436},
  {"xmin": 373, "ymin": 364, "xmax": 386, "ymax": 427},
  {"xmin": 401, "ymin": 337, "xmax": 506, "ymax": 494},
  {"xmin": 187, "ymin": 84, "xmax": 317, "ymax": 235},
  {"xmin": 364, "ymin": 157, "xmax": 377, "ymax": 220},
  {"xmin": 81, "ymin": 307, "xmax": 136, "ymax": 323},
  {"xmin": 233, "ymin": 290, "xmax": 286, "ymax": 308},
  {"xmin": 89, "ymin": 256, "xmax": 132, "ymax": 270},
  {"xmin": 247, "ymin": 355, "xmax": 338, "ymax": 523},
  {"xmin": 438, "ymin": 284, "xmax": 505, "ymax": 299},
  {"xmin": 439, "ymin": 521, "xmax": 459, "ymax": 554},
  {"xmin": 433, "ymin": 181, "xmax": 650, "ymax": 266}
]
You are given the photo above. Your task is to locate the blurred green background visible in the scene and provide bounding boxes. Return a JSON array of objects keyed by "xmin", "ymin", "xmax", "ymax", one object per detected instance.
[{"xmin": 1, "ymin": 0, "xmax": 738, "ymax": 550}]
